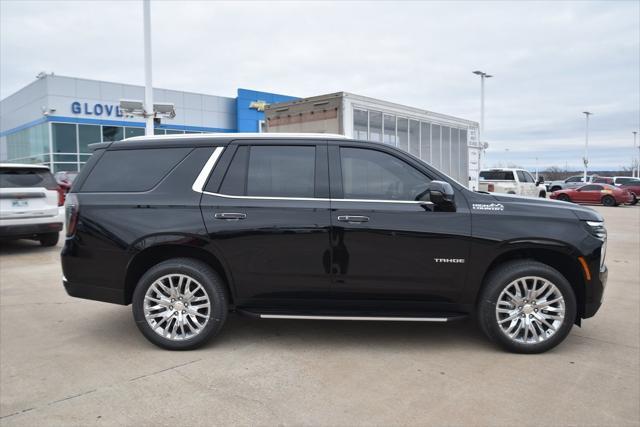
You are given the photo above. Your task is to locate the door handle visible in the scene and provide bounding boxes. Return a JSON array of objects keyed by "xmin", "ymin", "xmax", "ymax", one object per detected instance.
[
  {"xmin": 337, "ymin": 215, "xmax": 369, "ymax": 223},
  {"xmin": 214, "ymin": 212, "xmax": 247, "ymax": 220}
]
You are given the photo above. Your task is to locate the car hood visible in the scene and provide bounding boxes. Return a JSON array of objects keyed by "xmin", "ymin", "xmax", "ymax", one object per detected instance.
[{"xmin": 481, "ymin": 192, "xmax": 603, "ymax": 221}]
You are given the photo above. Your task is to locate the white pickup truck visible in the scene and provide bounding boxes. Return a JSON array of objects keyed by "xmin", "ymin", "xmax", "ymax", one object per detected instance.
[{"xmin": 478, "ymin": 168, "xmax": 546, "ymax": 198}]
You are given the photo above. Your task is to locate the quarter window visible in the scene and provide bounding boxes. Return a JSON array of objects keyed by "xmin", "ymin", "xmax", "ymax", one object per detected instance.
[{"xmin": 340, "ymin": 147, "xmax": 429, "ymax": 201}]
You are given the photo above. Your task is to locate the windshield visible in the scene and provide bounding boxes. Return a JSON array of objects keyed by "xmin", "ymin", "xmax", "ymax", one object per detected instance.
[{"xmin": 0, "ymin": 167, "xmax": 57, "ymax": 189}]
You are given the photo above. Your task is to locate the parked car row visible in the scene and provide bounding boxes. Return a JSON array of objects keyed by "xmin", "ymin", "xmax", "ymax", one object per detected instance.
[
  {"xmin": 550, "ymin": 184, "xmax": 634, "ymax": 206},
  {"xmin": 478, "ymin": 168, "xmax": 546, "ymax": 198}
]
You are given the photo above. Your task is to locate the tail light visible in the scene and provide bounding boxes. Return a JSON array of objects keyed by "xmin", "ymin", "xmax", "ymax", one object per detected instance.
[
  {"xmin": 487, "ymin": 184, "xmax": 495, "ymax": 192},
  {"xmin": 65, "ymin": 193, "xmax": 79, "ymax": 237},
  {"xmin": 56, "ymin": 186, "xmax": 65, "ymax": 206}
]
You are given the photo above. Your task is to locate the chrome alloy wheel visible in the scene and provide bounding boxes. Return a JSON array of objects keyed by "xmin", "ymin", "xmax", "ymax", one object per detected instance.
[
  {"xmin": 144, "ymin": 274, "xmax": 211, "ymax": 340},
  {"xmin": 495, "ymin": 276, "xmax": 566, "ymax": 344}
]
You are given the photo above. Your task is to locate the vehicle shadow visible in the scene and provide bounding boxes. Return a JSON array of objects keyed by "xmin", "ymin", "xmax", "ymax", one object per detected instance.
[
  {"xmin": 84, "ymin": 308, "xmax": 494, "ymax": 353},
  {"xmin": 0, "ymin": 239, "xmax": 60, "ymax": 255}
]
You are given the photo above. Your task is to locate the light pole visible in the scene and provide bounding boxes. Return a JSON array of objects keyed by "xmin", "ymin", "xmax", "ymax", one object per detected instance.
[
  {"xmin": 473, "ymin": 70, "xmax": 493, "ymax": 171},
  {"xmin": 582, "ymin": 111, "xmax": 592, "ymax": 182},
  {"xmin": 634, "ymin": 131, "xmax": 638, "ymax": 178},
  {"xmin": 143, "ymin": 0, "xmax": 154, "ymax": 135}
]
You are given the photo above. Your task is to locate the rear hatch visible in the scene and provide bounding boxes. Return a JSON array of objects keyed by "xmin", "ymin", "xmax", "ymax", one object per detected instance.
[{"xmin": 0, "ymin": 166, "xmax": 60, "ymax": 220}]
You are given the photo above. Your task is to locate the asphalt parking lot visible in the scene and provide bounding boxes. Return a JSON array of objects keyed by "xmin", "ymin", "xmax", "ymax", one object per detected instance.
[{"xmin": 0, "ymin": 205, "xmax": 638, "ymax": 426}]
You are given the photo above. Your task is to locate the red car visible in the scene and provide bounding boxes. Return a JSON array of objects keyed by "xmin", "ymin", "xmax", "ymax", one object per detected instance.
[
  {"xmin": 550, "ymin": 183, "xmax": 633, "ymax": 206},
  {"xmin": 618, "ymin": 179, "xmax": 640, "ymax": 205}
]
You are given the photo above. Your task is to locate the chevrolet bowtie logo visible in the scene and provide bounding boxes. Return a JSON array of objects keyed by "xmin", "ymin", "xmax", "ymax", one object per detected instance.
[{"xmin": 249, "ymin": 100, "xmax": 269, "ymax": 112}]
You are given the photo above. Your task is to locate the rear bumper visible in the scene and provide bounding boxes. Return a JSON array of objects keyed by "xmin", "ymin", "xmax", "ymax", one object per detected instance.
[
  {"xmin": 63, "ymin": 277, "xmax": 127, "ymax": 305},
  {"xmin": 0, "ymin": 222, "xmax": 62, "ymax": 238}
]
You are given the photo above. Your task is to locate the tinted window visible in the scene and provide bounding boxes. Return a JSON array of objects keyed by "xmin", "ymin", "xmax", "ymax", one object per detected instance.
[
  {"xmin": 246, "ymin": 146, "xmax": 315, "ymax": 198},
  {"xmin": 479, "ymin": 171, "xmax": 515, "ymax": 181},
  {"xmin": 616, "ymin": 177, "xmax": 636, "ymax": 184},
  {"xmin": 580, "ymin": 185, "xmax": 601, "ymax": 191},
  {"xmin": 340, "ymin": 147, "xmax": 429, "ymax": 201},
  {"xmin": 566, "ymin": 176, "xmax": 582, "ymax": 183},
  {"xmin": 523, "ymin": 172, "xmax": 536, "ymax": 183},
  {"xmin": 0, "ymin": 167, "xmax": 57, "ymax": 189},
  {"xmin": 219, "ymin": 146, "xmax": 249, "ymax": 196},
  {"xmin": 516, "ymin": 171, "xmax": 527, "ymax": 182},
  {"xmin": 81, "ymin": 148, "xmax": 192, "ymax": 192}
]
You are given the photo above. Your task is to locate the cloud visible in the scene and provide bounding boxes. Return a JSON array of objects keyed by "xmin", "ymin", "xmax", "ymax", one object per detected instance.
[{"xmin": 1, "ymin": 0, "xmax": 638, "ymax": 170}]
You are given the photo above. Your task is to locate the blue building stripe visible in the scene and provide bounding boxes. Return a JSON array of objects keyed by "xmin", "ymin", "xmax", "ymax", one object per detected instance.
[{"xmin": 1, "ymin": 115, "xmax": 235, "ymax": 137}]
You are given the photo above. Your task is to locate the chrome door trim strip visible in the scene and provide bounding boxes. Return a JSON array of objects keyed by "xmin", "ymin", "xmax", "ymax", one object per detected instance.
[
  {"xmin": 191, "ymin": 145, "xmax": 434, "ymax": 205},
  {"xmin": 259, "ymin": 314, "xmax": 448, "ymax": 322},
  {"xmin": 192, "ymin": 146, "xmax": 225, "ymax": 193}
]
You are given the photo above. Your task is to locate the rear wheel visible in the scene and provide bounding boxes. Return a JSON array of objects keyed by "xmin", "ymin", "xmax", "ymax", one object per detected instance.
[
  {"xmin": 630, "ymin": 194, "xmax": 638, "ymax": 205},
  {"xmin": 132, "ymin": 258, "xmax": 228, "ymax": 350},
  {"xmin": 601, "ymin": 195, "xmax": 616, "ymax": 207},
  {"xmin": 39, "ymin": 232, "xmax": 59, "ymax": 247},
  {"xmin": 477, "ymin": 260, "xmax": 576, "ymax": 354},
  {"xmin": 557, "ymin": 193, "xmax": 571, "ymax": 202}
]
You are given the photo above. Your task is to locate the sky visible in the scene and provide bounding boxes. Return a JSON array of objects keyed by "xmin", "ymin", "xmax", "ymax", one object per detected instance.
[{"xmin": 1, "ymin": 0, "xmax": 639, "ymax": 171}]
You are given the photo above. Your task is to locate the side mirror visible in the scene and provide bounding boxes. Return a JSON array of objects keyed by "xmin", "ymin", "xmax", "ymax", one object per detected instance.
[
  {"xmin": 418, "ymin": 180, "xmax": 456, "ymax": 212},
  {"xmin": 536, "ymin": 176, "xmax": 544, "ymax": 185}
]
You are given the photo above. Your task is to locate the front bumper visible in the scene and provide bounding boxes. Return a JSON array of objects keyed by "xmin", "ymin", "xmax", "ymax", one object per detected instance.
[{"xmin": 583, "ymin": 265, "xmax": 608, "ymax": 318}]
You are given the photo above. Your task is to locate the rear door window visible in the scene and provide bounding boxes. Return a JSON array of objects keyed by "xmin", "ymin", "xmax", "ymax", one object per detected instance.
[
  {"xmin": 479, "ymin": 171, "xmax": 515, "ymax": 181},
  {"xmin": 80, "ymin": 148, "xmax": 192, "ymax": 192},
  {"xmin": 246, "ymin": 146, "xmax": 316, "ymax": 198},
  {"xmin": 0, "ymin": 167, "xmax": 57, "ymax": 189}
]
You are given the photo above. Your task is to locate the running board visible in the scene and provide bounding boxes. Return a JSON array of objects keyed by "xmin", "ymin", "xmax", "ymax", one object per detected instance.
[
  {"xmin": 236, "ymin": 309, "xmax": 468, "ymax": 323},
  {"xmin": 259, "ymin": 314, "xmax": 449, "ymax": 322}
]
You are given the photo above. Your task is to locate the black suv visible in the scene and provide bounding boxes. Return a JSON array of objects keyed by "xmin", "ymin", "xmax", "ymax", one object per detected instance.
[{"xmin": 62, "ymin": 134, "xmax": 607, "ymax": 353}]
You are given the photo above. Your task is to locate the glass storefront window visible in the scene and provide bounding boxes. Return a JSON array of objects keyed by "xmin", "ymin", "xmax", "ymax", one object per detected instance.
[
  {"xmin": 125, "ymin": 127, "xmax": 145, "ymax": 139},
  {"xmin": 441, "ymin": 126, "xmax": 451, "ymax": 174},
  {"xmin": 52, "ymin": 123, "xmax": 77, "ymax": 162},
  {"xmin": 383, "ymin": 115, "xmax": 396, "ymax": 146},
  {"xmin": 451, "ymin": 128, "xmax": 460, "ymax": 182},
  {"xmin": 431, "ymin": 124, "xmax": 441, "ymax": 169},
  {"xmin": 102, "ymin": 126, "xmax": 123, "ymax": 142},
  {"xmin": 165, "ymin": 129, "xmax": 185, "ymax": 135},
  {"xmin": 353, "ymin": 109, "xmax": 368, "ymax": 140},
  {"xmin": 460, "ymin": 129, "xmax": 468, "ymax": 183},
  {"xmin": 78, "ymin": 125, "xmax": 102, "ymax": 153},
  {"xmin": 420, "ymin": 122, "xmax": 431, "ymax": 163},
  {"xmin": 369, "ymin": 111, "xmax": 382, "ymax": 143},
  {"xmin": 397, "ymin": 118, "xmax": 408, "ymax": 151},
  {"xmin": 409, "ymin": 120, "xmax": 420, "ymax": 157},
  {"xmin": 154, "ymin": 128, "xmax": 165, "ymax": 135},
  {"xmin": 6, "ymin": 123, "xmax": 50, "ymax": 163}
]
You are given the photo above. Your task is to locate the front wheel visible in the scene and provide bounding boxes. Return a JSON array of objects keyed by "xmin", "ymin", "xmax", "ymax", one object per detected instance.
[
  {"xmin": 538, "ymin": 191, "xmax": 547, "ymax": 198},
  {"xmin": 477, "ymin": 260, "xmax": 577, "ymax": 354},
  {"xmin": 601, "ymin": 195, "xmax": 616, "ymax": 207},
  {"xmin": 132, "ymin": 258, "xmax": 228, "ymax": 350},
  {"xmin": 557, "ymin": 193, "xmax": 571, "ymax": 202}
]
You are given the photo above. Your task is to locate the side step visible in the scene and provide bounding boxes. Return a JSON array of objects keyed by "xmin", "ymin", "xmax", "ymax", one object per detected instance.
[{"xmin": 237, "ymin": 309, "xmax": 467, "ymax": 323}]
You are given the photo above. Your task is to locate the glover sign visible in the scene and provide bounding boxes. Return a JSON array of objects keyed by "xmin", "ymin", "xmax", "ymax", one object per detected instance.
[{"xmin": 71, "ymin": 101, "xmax": 124, "ymax": 117}]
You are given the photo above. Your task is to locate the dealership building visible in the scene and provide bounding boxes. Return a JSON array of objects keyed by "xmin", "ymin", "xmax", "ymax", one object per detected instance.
[{"xmin": 1, "ymin": 73, "xmax": 480, "ymax": 187}]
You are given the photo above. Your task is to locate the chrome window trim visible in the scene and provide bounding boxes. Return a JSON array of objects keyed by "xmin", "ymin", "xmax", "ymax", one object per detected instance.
[
  {"xmin": 192, "ymin": 145, "xmax": 434, "ymax": 205},
  {"xmin": 192, "ymin": 146, "xmax": 224, "ymax": 192}
]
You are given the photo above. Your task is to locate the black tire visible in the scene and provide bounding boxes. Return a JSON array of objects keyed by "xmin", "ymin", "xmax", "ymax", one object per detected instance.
[
  {"xmin": 477, "ymin": 260, "xmax": 577, "ymax": 354},
  {"xmin": 538, "ymin": 191, "xmax": 547, "ymax": 198},
  {"xmin": 39, "ymin": 232, "xmax": 59, "ymax": 247},
  {"xmin": 132, "ymin": 258, "xmax": 228, "ymax": 350},
  {"xmin": 632, "ymin": 194, "xmax": 638, "ymax": 205},
  {"xmin": 601, "ymin": 195, "xmax": 616, "ymax": 207},
  {"xmin": 557, "ymin": 193, "xmax": 571, "ymax": 202}
]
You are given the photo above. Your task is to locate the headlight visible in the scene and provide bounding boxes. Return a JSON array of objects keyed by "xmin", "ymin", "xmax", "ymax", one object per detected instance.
[{"xmin": 586, "ymin": 221, "xmax": 607, "ymax": 268}]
